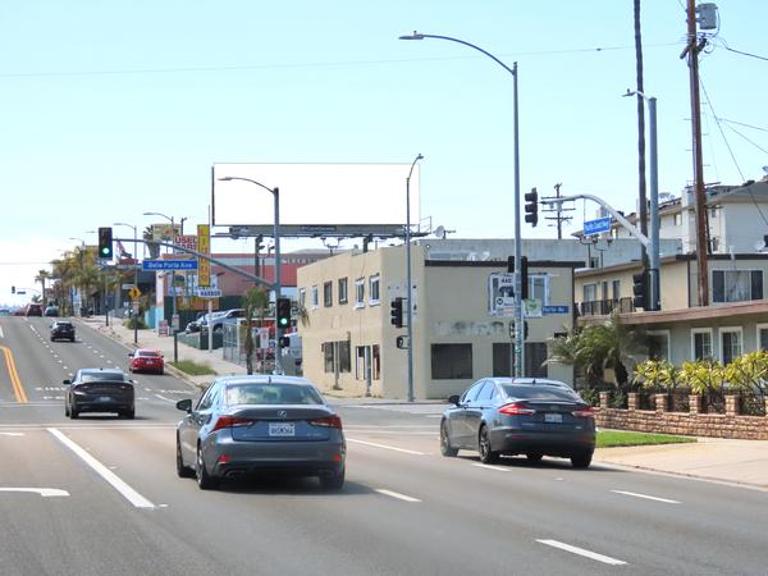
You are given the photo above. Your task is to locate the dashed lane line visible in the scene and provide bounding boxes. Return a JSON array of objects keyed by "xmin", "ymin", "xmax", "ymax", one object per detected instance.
[
  {"xmin": 0, "ymin": 488, "xmax": 69, "ymax": 498},
  {"xmin": 472, "ymin": 463, "xmax": 510, "ymax": 473},
  {"xmin": 610, "ymin": 490, "xmax": 681, "ymax": 504},
  {"xmin": 375, "ymin": 489, "xmax": 421, "ymax": 503},
  {"xmin": 536, "ymin": 539, "xmax": 627, "ymax": 566},
  {"xmin": 47, "ymin": 428, "xmax": 155, "ymax": 509}
]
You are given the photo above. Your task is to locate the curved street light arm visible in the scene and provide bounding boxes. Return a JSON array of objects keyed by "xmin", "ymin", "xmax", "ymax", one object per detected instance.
[{"xmin": 400, "ymin": 32, "xmax": 517, "ymax": 77}]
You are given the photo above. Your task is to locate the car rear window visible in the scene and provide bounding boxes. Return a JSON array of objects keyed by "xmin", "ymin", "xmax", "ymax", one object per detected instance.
[
  {"xmin": 226, "ymin": 384, "xmax": 322, "ymax": 406},
  {"xmin": 81, "ymin": 372, "xmax": 128, "ymax": 382},
  {"xmin": 55, "ymin": 322, "xmax": 73, "ymax": 327},
  {"xmin": 138, "ymin": 350, "xmax": 160, "ymax": 357},
  {"xmin": 502, "ymin": 384, "xmax": 581, "ymax": 402}
]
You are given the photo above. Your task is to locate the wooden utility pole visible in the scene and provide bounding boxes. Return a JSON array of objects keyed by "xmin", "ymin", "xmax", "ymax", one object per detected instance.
[
  {"xmin": 634, "ymin": 0, "xmax": 649, "ymax": 276},
  {"xmin": 683, "ymin": 0, "xmax": 710, "ymax": 306},
  {"xmin": 542, "ymin": 183, "xmax": 573, "ymax": 239}
]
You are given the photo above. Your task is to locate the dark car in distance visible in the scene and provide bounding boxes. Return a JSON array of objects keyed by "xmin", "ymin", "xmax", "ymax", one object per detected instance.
[
  {"xmin": 50, "ymin": 320, "xmax": 76, "ymax": 342},
  {"xmin": 64, "ymin": 368, "xmax": 135, "ymax": 419},
  {"xmin": 44, "ymin": 305, "xmax": 59, "ymax": 317},
  {"xmin": 440, "ymin": 378, "xmax": 596, "ymax": 468}
]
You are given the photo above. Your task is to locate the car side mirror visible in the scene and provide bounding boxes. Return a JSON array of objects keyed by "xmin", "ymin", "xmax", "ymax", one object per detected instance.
[
  {"xmin": 448, "ymin": 394, "xmax": 460, "ymax": 406},
  {"xmin": 176, "ymin": 399, "xmax": 193, "ymax": 413},
  {"xmin": 63, "ymin": 379, "xmax": 71, "ymax": 385}
]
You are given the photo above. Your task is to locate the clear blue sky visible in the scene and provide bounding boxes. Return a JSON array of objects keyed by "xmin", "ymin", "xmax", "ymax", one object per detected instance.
[{"xmin": 1, "ymin": 0, "xmax": 766, "ymax": 305}]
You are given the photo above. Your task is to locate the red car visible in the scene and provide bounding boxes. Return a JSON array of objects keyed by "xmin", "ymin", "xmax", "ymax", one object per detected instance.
[{"xmin": 128, "ymin": 349, "xmax": 165, "ymax": 375}]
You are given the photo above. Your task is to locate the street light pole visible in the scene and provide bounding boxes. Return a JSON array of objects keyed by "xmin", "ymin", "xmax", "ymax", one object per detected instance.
[
  {"xmin": 405, "ymin": 153, "xmax": 423, "ymax": 402},
  {"xmin": 143, "ymin": 211, "xmax": 178, "ymax": 332},
  {"xmin": 400, "ymin": 31, "xmax": 524, "ymax": 376},
  {"xmin": 625, "ymin": 90, "xmax": 660, "ymax": 311},
  {"xmin": 115, "ymin": 222, "xmax": 140, "ymax": 344},
  {"xmin": 218, "ymin": 176, "xmax": 282, "ymax": 374}
]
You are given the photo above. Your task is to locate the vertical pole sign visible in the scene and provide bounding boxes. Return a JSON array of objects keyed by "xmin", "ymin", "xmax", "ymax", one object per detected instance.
[{"xmin": 197, "ymin": 224, "xmax": 210, "ymax": 287}]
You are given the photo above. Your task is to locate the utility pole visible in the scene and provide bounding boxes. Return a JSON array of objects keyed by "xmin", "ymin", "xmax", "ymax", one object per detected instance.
[
  {"xmin": 682, "ymin": 0, "xmax": 710, "ymax": 306},
  {"xmin": 542, "ymin": 183, "xmax": 573, "ymax": 239},
  {"xmin": 634, "ymin": 0, "xmax": 649, "ymax": 285}
]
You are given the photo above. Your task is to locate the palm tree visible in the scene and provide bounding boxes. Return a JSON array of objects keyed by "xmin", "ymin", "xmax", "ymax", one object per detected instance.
[
  {"xmin": 242, "ymin": 287, "xmax": 270, "ymax": 375},
  {"xmin": 35, "ymin": 269, "xmax": 50, "ymax": 308},
  {"xmin": 143, "ymin": 226, "xmax": 160, "ymax": 259}
]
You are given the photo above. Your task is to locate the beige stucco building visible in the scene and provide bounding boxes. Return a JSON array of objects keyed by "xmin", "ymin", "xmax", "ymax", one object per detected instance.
[{"xmin": 297, "ymin": 244, "xmax": 582, "ymax": 399}]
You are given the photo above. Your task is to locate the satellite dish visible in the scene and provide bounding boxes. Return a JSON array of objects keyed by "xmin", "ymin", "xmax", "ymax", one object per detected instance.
[{"xmin": 434, "ymin": 225, "xmax": 446, "ymax": 239}]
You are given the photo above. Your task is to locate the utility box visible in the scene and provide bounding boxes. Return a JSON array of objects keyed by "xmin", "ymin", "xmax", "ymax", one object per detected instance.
[{"xmin": 696, "ymin": 3, "xmax": 718, "ymax": 30}]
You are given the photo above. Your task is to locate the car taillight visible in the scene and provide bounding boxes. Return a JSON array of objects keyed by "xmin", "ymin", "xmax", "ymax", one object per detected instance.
[
  {"xmin": 309, "ymin": 415, "xmax": 343, "ymax": 429},
  {"xmin": 210, "ymin": 415, "xmax": 253, "ymax": 433},
  {"xmin": 572, "ymin": 407, "xmax": 595, "ymax": 419},
  {"xmin": 498, "ymin": 402, "xmax": 536, "ymax": 416}
]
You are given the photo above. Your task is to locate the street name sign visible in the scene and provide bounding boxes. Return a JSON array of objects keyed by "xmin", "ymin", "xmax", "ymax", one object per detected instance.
[
  {"xmin": 195, "ymin": 288, "xmax": 222, "ymax": 298},
  {"xmin": 542, "ymin": 305, "xmax": 569, "ymax": 315},
  {"xmin": 583, "ymin": 216, "xmax": 612, "ymax": 236},
  {"xmin": 142, "ymin": 260, "xmax": 199, "ymax": 271}
]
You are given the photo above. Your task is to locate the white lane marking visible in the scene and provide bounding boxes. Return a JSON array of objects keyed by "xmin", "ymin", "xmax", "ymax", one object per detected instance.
[
  {"xmin": 611, "ymin": 490, "xmax": 681, "ymax": 504},
  {"xmin": 346, "ymin": 438, "xmax": 425, "ymax": 456},
  {"xmin": 375, "ymin": 489, "xmax": 421, "ymax": 503},
  {"xmin": 154, "ymin": 394, "xmax": 176, "ymax": 404},
  {"xmin": 0, "ymin": 326, "xmax": 4, "ymax": 338},
  {"xmin": 0, "ymin": 432, "xmax": 24, "ymax": 437},
  {"xmin": 536, "ymin": 539, "xmax": 627, "ymax": 566},
  {"xmin": 472, "ymin": 463, "xmax": 509, "ymax": 473},
  {"xmin": 47, "ymin": 428, "xmax": 155, "ymax": 509},
  {"xmin": 0, "ymin": 487, "xmax": 69, "ymax": 498}
]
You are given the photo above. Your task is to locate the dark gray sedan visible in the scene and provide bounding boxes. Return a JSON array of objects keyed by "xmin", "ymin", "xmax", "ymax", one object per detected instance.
[
  {"xmin": 440, "ymin": 378, "xmax": 596, "ymax": 468},
  {"xmin": 176, "ymin": 375, "xmax": 346, "ymax": 490},
  {"xmin": 64, "ymin": 368, "xmax": 135, "ymax": 419}
]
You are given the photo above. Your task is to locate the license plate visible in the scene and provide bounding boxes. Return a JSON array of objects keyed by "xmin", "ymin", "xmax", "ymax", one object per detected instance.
[
  {"xmin": 544, "ymin": 413, "xmax": 563, "ymax": 423},
  {"xmin": 268, "ymin": 422, "xmax": 295, "ymax": 437},
  {"xmin": 98, "ymin": 396, "xmax": 112, "ymax": 403}
]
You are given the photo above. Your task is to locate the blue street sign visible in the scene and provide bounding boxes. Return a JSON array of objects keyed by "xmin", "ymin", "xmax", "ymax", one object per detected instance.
[
  {"xmin": 542, "ymin": 305, "xmax": 569, "ymax": 315},
  {"xmin": 142, "ymin": 260, "xmax": 198, "ymax": 271},
  {"xmin": 583, "ymin": 216, "xmax": 612, "ymax": 236}
]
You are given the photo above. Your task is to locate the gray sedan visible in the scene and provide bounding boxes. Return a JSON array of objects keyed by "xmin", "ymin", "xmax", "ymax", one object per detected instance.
[
  {"xmin": 176, "ymin": 375, "xmax": 346, "ymax": 490},
  {"xmin": 440, "ymin": 378, "xmax": 596, "ymax": 468}
]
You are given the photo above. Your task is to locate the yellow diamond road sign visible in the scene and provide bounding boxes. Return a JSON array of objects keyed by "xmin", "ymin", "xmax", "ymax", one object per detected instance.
[{"xmin": 129, "ymin": 287, "xmax": 141, "ymax": 300}]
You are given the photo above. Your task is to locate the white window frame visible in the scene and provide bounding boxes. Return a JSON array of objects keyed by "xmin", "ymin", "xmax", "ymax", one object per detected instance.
[
  {"xmin": 756, "ymin": 323, "xmax": 768, "ymax": 352},
  {"xmin": 354, "ymin": 278, "xmax": 365, "ymax": 309},
  {"xmin": 647, "ymin": 330, "xmax": 672, "ymax": 361},
  {"xmin": 368, "ymin": 274, "xmax": 381, "ymax": 306},
  {"xmin": 310, "ymin": 285, "xmax": 319, "ymax": 309},
  {"xmin": 338, "ymin": 277, "xmax": 348, "ymax": 305},
  {"xmin": 673, "ymin": 212, "xmax": 683, "ymax": 226},
  {"xmin": 719, "ymin": 326, "xmax": 743, "ymax": 364},
  {"xmin": 298, "ymin": 288, "xmax": 306, "ymax": 308},
  {"xmin": 528, "ymin": 274, "xmax": 549, "ymax": 306},
  {"xmin": 583, "ymin": 283, "xmax": 598, "ymax": 302},
  {"xmin": 690, "ymin": 328, "xmax": 713, "ymax": 361}
]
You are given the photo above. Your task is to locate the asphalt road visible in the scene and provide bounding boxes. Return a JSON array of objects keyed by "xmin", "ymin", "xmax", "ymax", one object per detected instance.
[{"xmin": 0, "ymin": 316, "xmax": 765, "ymax": 575}]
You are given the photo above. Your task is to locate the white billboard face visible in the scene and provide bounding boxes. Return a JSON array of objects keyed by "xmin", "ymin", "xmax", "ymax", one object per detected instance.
[{"xmin": 212, "ymin": 163, "xmax": 420, "ymax": 236}]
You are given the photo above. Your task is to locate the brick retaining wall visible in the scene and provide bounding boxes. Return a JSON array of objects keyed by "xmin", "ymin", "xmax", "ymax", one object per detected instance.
[{"xmin": 596, "ymin": 392, "xmax": 768, "ymax": 440}]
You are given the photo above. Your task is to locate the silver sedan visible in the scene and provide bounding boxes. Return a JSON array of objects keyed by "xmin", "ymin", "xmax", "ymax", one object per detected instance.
[{"xmin": 176, "ymin": 375, "xmax": 345, "ymax": 490}]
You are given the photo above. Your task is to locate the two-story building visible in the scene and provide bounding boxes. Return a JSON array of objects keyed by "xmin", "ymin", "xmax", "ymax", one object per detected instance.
[{"xmin": 297, "ymin": 241, "xmax": 583, "ymax": 399}]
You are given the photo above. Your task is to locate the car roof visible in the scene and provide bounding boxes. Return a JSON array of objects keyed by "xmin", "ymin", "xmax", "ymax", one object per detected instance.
[
  {"xmin": 484, "ymin": 377, "xmax": 573, "ymax": 389},
  {"xmin": 78, "ymin": 367, "xmax": 125, "ymax": 376},
  {"xmin": 214, "ymin": 375, "xmax": 315, "ymax": 387}
]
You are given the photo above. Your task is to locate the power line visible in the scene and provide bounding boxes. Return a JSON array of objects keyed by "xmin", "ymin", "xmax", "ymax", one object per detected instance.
[
  {"xmin": 724, "ymin": 125, "xmax": 768, "ymax": 156},
  {"xmin": 719, "ymin": 118, "xmax": 768, "ymax": 134},
  {"xmin": 714, "ymin": 38, "xmax": 768, "ymax": 62}
]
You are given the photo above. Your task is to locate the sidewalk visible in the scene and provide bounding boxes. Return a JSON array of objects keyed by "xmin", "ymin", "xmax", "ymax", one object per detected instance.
[{"xmin": 79, "ymin": 315, "xmax": 768, "ymax": 490}]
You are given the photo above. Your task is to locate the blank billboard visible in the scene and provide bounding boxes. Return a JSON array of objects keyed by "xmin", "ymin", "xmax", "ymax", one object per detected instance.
[{"xmin": 212, "ymin": 163, "xmax": 420, "ymax": 237}]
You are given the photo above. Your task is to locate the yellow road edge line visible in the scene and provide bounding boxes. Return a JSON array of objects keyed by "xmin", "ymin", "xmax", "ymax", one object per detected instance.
[{"xmin": 0, "ymin": 345, "xmax": 27, "ymax": 404}]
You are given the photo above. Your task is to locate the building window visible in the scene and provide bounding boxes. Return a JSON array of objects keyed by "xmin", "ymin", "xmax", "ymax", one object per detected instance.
[
  {"xmin": 323, "ymin": 281, "xmax": 332, "ymax": 308},
  {"xmin": 298, "ymin": 288, "xmax": 306, "ymax": 308},
  {"xmin": 528, "ymin": 275, "xmax": 547, "ymax": 304},
  {"xmin": 355, "ymin": 345, "xmax": 380, "ymax": 381},
  {"xmin": 589, "ymin": 256, "xmax": 600, "ymax": 269},
  {"xmin": 691, "ymin": 329, "xmax": 713, "ymax": 361},
  {"xmin": 648, "ymin": 331, "xmax": 670, "ymax": 361},
  {"xmin": 720, "ymin": 327, "xmax": 742, "ymax": 365},
  {"xmin": 372, "ymin": 345, "xmax": 380, "ymax": 380},
  {"xmin": 492, "ymin": 342, "xmax": 548, "ymax": 377},
  {"xmin": 612, "ymin": 279, "xmax": 621, "ymax": 301},
  {"xmin": 322, "ymin": 340, "xmax": 351, "ymax": 374},
  {"xmin": 354, "ymin": 278, "xmax": 365, "ymax": 308},
  {"xmin": 673, "ymin": 212, "xmax": 683, "ymax": 226},
  {"xmin": 757, "ymin": 324, "xmax": 768, "ymax": 351},
  {"xmin": 431, "ymin": 344, "xmax": 473, "ymax": 379},
  {"xmin": 311, "ymin": 285, "xmax": 319, "ymax": 309},
  {"xmin": 583, "ymin": 283, "xmax": 598, "ymax": 302},
  {"xmin": 712, "ymin": 270, "xmax": 763, "ymax": 303},
  {"xmin": 369, "ymin": 274, "xmax": 381, "ymax": 305},
  {"xmin": 338, "ymin": 277, "xmax": 348, "ymax": 304}
]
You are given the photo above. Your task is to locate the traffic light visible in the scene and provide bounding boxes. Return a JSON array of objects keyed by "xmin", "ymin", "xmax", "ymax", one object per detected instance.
[
  {"xmin": 520, "ymin": 256, "xmax": 529, "ymax": 300},
  {"xmin": 632, "ymin": 270, "xmax": 647, "ymax": 309},
  {"xmin": 11, "ymin": 286, "xmax": 15, "ymax": 294},
  {"xmin": 276, "ymin": 297, "xmax": 291, "ymax": 329},
  {"xmin": 98, "ymin": 227, "xmax": 113, "ymax": 259},
  {"xmin": 524, "ymin": 187, "xmax": 539, "ymax": 227},
  {"xmin": 390, "ymin": 297, "xmax": 404, "ymax": 328}
]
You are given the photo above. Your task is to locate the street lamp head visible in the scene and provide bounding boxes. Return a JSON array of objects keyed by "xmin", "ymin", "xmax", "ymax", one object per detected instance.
[
  {"xmin": 416, "ymin": 153, "xmax": 424, "ymax": 161},
  {"xmin": 623, "ymin": 88, "xmax": 635, "ymax": 98},
  {"xmin": 399, "ymin": 31, "xmax": 424, "ymax": 40},
  {"xmin": 218, "ymin": 176, "xmax": 233, "ymax": 182}
]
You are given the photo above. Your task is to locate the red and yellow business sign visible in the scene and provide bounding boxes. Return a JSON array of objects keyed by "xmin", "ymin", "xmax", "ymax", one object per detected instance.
[{"xmin": 197, "ymin": 224, "xmax": 210, "ymax": 287}]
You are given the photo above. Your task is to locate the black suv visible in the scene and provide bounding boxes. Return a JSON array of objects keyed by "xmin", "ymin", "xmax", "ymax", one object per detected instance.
[{"xmin": 50, "ymin": 321, "xmax": 76, "ymax": 342}]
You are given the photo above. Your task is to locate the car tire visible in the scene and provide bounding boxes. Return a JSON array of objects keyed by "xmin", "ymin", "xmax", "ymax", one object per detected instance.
[
  {"xmin": 158, "ymin": 369, "xmax": 164, "ymax": 376},
  {"xmin": 440, "ymin": 421, "xmax": 459, "ymax": 457},
  {"xmin": 176, "ymin": 437, "xmax": 195, "ymax": 478},
  {"xmin": 478, "ymin": 425, "xmax": 499, "ymax": 464},
  {"xmin": 319, "ymin": 466, "xmax": 345, "ymax": 491},
  {"xmin": 526, "ymin": 453, "xmax": 544, "ymax": 463},
  {"xmin": 571, "ymin": 451, "xmax": 593, "ymax": 469},
  {"xmin": 196, "ymin": 445, "xmax": 219, "ymax": 490},
  {"xmin": 122, "ymin": 408, "xmax": 135, "ymax": 419},
  {"xmin": 70, "ymin": 406, "xmax": 79, "ymax": 419},
  {"xmin": 64, "ymin": 404, "xmax": 70, "ymax": 417}
]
